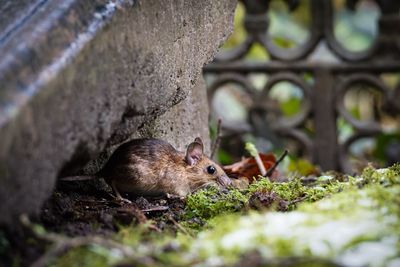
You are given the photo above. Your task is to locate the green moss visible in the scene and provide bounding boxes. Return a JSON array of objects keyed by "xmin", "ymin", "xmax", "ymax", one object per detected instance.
[
  {"xmin": 53, "ymin": 246, "xmax": 119, "ymax": 267},
  {"xmin": 184, "ymin": 166, "xmax": 400, "ymax": 266},
  {"xmin": 115, "ymin": 223, "xmax": 147, "ymax": 246},
  {"xmin": 361, "ymin": 163, "xmax": 400, "ymax": 186},
  {"xmin": 184, "ymin": 186, "xmax": 247, "ymax": 221},
  {"xmin": 194, "ymin": 190, "xmax": 397, "ymax": 265},
  {"xmin": 185, "ymin": 164, "xmax": 400, "ymax": 226},
  {"xmin": 184, "ymin": 174, "xmax": 352, "ymax": 226},
  {"xmin": 247, "ymin": 177, "xmax": 345, "ymax": 203}
]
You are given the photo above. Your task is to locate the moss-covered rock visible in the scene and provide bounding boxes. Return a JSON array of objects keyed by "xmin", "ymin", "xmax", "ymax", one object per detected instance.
[{"xmin": 186, "ymin": 166, "xmax": 400, "ymax": 266}]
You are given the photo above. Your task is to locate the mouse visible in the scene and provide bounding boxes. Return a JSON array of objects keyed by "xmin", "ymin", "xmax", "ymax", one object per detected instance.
[{"xmin": 62, "ymin": 137, "xmax": 232, "ymax": 201}]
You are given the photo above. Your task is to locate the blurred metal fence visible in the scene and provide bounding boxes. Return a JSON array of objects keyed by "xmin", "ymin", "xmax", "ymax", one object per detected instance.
[{"xmin": 204, "ymin": 0, "xmax": 400, "ymax": 172}]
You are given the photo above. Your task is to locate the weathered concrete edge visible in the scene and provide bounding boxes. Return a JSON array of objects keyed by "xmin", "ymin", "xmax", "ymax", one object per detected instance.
[
  {"xmin": 0, "ymin": 0, "xmax": 132, "ymax": 127},
  {"xmin": 0, "ymin": 0, "xmax": 237, "ymax": 224}
]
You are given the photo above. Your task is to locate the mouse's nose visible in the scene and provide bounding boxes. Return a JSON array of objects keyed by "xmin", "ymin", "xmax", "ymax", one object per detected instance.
[{"xmin": 217, "ymin": 175, "xmax": 232, "ymax": 187}]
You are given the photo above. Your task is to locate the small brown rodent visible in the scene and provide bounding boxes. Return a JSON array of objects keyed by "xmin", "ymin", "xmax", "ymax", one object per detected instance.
[{"xmin": 65, "ymin": 137, "xmax": 231, "ymax": 200}]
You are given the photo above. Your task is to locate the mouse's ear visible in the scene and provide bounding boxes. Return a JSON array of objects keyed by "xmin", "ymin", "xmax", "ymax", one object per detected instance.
[
  {"xmin": 194, "ymin": 137, "xmax": 203, "ymax": 146},
  {"xmin": 185, "ymin": 140, "xmax": 204, "ymax": 166}
]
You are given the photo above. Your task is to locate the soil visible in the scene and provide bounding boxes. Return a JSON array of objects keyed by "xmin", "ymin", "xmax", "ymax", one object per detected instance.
[
  {"xmin": 1, "ymin": 176, "xmax": 313, "ymax": 266},
  {"xmin": 1, "ymin": 179, "xmax": 187, "ymax": 266},
  {"xmin": 45, "ymin": 179, "xmax": 187, "ymax": 234}
]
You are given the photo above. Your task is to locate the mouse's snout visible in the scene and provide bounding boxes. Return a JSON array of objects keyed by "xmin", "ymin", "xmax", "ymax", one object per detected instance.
[{"xmin": 217, "ymin": 175, "xmax": 232, "ymax": 188}]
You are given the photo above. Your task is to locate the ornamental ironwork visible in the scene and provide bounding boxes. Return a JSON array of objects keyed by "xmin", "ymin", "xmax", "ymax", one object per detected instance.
[{"xmin": 204, "ymin": 0, "xmax": 400, "ymax": 172}]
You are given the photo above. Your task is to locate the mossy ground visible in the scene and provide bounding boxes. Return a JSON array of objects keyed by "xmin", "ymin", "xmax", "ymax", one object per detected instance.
[{"xmin": 2, "ymin": 164, "xmax": 399, "ymax": 266}]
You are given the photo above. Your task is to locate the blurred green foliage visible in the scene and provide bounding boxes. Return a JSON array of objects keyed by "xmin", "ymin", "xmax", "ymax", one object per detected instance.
[
  {"xmin": 373, "ymin": 133, "xmax": 400, "ymax": 161},
  {"xmin": 217, "ymin": 149, "xmax": 234, "ymax": 165},
  {"xmin": 222, "ymin": 2, "xmax": 245, "ymax": 50},
  {"xmin": 223, "ymin": 0, "xmax": 378, "ymax": 54},
  {"xmin": 280, "ymin": 97, "xmax": 301, "ymax": 117},
  {"xmin": 287, "ymin": 157, "xmax": 319, "ymax": 176}
]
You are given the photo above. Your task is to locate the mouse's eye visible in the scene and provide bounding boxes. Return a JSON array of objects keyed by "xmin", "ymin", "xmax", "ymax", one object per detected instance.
[{"xmin": 206, "ymin": 165, "xmax": 216, "ymax": 175}]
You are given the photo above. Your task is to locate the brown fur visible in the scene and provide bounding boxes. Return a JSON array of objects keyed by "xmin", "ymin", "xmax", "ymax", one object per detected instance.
[{"xmin": 99, "ymin": 138, "xmax": 230, "ymax": 197}]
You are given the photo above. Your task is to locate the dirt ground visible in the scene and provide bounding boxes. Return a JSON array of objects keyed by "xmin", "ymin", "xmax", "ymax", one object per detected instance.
[{"xmin": 1, "ymin": 179, "xmax": 188, "ymax": 266}]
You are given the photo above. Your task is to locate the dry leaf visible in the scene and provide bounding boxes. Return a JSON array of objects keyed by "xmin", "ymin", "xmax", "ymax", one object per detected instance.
[{"xmin": 223, "ymin": 153, "xmax": 278, "ymax": 183}]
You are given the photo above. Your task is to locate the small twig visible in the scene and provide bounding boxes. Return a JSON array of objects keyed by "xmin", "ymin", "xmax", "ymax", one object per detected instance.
[
  {"xmin": 266, "ymin": 150, "xmax": 288, "ymax": 177},
  {"xmin": 254, "ymin": 154, "xmax": 267, "ymax": 176},
  {"xmin": 288, "ymin": 195, "xmax": 308, "ymax": 205},
  {"xmin": 141, "ymin": 206, "xmax": 169, "ymax": 212},
  {"xmin": 78, "ymin": 199, "xmax": 109, "ymax": 203},
  {"xmin": 147, "ymin": 223, "xmax": 162, "ymax": 233},
  {"xmin": 255, "ymin": 154, "xmax": 267, "ymax": 176},
  {"xmin": 167, "ymin": 215, "xmax": 193, "ymax": 237},
  {"xmin": 245, "ymin": 143, "xmax": 267, "ymax": 176},
  {"xmin": 210, "ymin": 118, "xmax": 222, "ymax": 159}
]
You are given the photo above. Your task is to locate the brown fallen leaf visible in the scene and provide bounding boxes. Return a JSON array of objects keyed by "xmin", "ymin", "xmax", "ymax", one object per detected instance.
[{"xmin": 223, "ymin": 153, "xmax": 279, "ymax": 183}]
